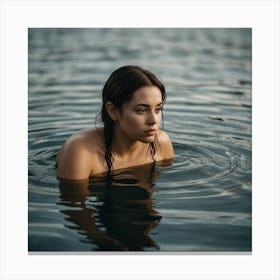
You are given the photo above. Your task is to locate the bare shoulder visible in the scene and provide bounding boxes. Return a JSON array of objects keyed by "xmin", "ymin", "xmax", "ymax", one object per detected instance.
[
  {"xmin": 57, "ymin": 129, "xmax": 102, "ymax": 159},
  {"xmin": 157, "ymin": 130, "xmax": 174, "ymax": 160},
  {"xmin": 56, "ymin": 128, "xmax": 104, "ymax": 180}
]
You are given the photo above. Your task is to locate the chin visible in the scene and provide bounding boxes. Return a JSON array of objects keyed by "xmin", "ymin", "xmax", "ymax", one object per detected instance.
[{"xmin": 140, "ymin": 136, "xmax": 156, "ymax": 143}]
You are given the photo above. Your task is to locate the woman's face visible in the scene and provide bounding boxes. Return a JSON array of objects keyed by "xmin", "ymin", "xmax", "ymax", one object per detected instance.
[{"xmin": 116, "ymin": 86, "xmax": 163, "ymax": 143}]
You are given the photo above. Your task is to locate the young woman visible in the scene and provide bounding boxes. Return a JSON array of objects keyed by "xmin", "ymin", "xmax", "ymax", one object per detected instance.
[{"xmin": 56, "ymin": 65, "xmax": 174, "ymax": 180}]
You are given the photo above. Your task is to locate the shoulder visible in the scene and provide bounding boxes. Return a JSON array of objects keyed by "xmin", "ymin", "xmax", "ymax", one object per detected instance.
[
  {"xmin": 157, "ymin": 130, "xmax": 174, "ymax": 160},
  {"xmin": 56, "ymin": 128, "xmax": 104, "ymax": 180},
  {"xmin": 58, "ymin": 129, "xmax": 102, "ymax": 158},
  {"xmin": 157, "ymin": 130, "xmax": 171, "ymax": 142}
]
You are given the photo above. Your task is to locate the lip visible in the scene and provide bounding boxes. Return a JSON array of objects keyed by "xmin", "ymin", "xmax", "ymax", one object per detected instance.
[{"xmin": 144, "ymin": 129, "xmax": 157, "ymax": 136}]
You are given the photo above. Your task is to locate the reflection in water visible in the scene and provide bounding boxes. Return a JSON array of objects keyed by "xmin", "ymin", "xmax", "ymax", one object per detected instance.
[{"xmin": 58, "ymin": 163, "xmax": 162, "ymax": 251}]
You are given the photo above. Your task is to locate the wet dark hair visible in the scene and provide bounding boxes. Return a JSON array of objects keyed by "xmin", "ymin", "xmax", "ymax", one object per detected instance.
[{"xmin": 97, "ymin": 65, "xmax": 166, "ymax": 176}]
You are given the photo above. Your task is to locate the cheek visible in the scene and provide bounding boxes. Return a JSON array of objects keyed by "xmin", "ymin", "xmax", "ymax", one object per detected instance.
[
  {"xmin": 126, "ymin": 115, "xmax": 143, "ymax": 127},
  {"xmin": 120, "ymin": 113, "xmax": 143, "ymax": 129}
]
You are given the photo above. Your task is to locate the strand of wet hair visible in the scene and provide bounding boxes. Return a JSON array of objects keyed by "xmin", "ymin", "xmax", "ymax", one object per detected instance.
[
  {"xmin": 103, "ymin": 121, "xmax": 114, "ymax": 206},
  {"xmin": 104, "ymin": 121, "xmax": 114, "ymax": 178}
]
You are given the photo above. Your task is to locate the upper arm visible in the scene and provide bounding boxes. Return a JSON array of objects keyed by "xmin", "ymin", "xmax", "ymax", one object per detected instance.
[
  {"xmin": 158, "ymin": 130, "xmax": 174, "ymax": 160},
  {"xmin": 57, "ymin": 137, "xmax": 91, "ymax": 180}
]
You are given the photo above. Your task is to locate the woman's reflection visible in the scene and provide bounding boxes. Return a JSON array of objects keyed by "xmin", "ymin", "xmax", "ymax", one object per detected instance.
[{"xmin": 58, "ymin": 163, "xmax": 162, "ymax": 251}]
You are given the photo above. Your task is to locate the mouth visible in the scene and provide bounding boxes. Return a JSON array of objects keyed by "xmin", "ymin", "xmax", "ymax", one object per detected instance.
[{"xmin": 144, "ymin": 129, "xmax": 157, "ymax": 136}]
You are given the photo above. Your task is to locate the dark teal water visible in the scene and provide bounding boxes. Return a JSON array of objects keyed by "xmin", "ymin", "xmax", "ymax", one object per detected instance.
[{"xmin": 28, "ymin": 28, "xmax": 252, "ymax": 252}]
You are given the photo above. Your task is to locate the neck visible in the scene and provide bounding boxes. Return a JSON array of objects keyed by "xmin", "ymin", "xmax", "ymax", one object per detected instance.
[
  {"xmin": 111, "ymin": 127, "xmax": 147, "ymax": 160},
  {"xmin": 112, "ymin": 137, "xmax": 143, "ymax": 159}
]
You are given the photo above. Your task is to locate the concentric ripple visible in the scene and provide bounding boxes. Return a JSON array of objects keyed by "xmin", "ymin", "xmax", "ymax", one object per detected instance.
[{"xmin": 169, "ymin": 141, "xmax": 245, "ymax": 183}]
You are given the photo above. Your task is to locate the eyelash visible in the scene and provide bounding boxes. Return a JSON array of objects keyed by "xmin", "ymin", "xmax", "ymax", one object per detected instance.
[{"xmin": 136, "ymin": 107, "xmax": 163, "ymax": 114}]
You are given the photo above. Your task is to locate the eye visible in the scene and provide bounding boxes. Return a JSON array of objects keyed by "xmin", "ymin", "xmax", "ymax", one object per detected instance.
[
  {"xmin": 136, "ymin": 108, "xmax": 147, "ymax": 114},
  {"xmin": 155, "ymin": 106, "xmax": 163, "ymax": 113}
]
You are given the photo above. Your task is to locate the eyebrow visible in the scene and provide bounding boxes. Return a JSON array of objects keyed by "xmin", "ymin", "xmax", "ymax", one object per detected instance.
[{"xmin": 135, "ymin": 102, "xmax": 163, "ymax": 107}]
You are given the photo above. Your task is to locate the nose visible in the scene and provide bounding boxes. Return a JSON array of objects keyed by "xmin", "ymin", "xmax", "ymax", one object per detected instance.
[{"xmin": 147, "ymin": 111, "xmax": 157, "ymax": 126}]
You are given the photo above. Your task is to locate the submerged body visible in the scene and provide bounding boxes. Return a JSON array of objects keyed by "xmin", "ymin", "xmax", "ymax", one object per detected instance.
[{"xmin": 57, "ymin": 83, "xmax": 174, "ymax": 180}]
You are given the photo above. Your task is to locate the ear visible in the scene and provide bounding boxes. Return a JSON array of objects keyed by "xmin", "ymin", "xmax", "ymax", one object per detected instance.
[{"xmin": 106, "ymin": 102, "xmax": 120, "ymax": 121}]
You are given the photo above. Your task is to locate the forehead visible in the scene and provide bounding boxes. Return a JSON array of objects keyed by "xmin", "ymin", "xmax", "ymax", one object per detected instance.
[{"xmin": 129, "ymin": 86, "xmax": 162, "ymax": 105}]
